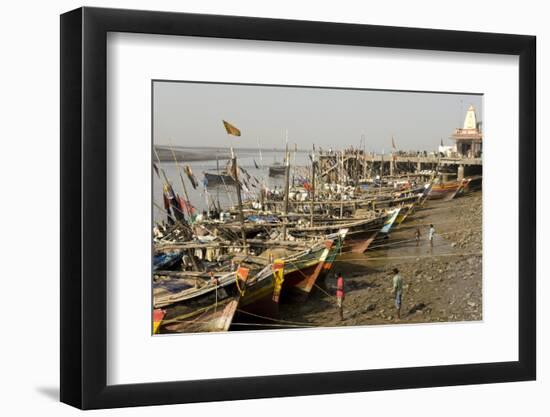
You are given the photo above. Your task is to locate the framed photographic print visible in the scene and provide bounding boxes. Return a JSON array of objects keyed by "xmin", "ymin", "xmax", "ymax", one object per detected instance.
[{"xmin": 60, "ymin": 7, "xmax": 536, "ymax": 409}]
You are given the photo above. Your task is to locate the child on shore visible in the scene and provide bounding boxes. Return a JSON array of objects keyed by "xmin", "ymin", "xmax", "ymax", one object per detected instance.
[
  {"xmin": 428, "ymin": 224, "xmax": 435, "ymax": 246},
  {"xmin": 336, "ymin": 273, "xmax": 345, "ymax": 321},
  {"xmin": 414, "ymin": 228, "xmax": 421, "ymax": 245}
]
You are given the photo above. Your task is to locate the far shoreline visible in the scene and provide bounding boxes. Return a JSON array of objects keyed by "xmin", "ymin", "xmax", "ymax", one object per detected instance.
[{"xmin": 154, "ymin": 145, "xmax": 307, "ymax": 162}]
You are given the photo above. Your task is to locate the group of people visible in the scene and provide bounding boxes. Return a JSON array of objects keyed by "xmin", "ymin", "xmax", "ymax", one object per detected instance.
[
  {"xmin": 335, "ymin": 223, "xmax": 437, "ymax": 321},
  {"xmin": 414, "ymin": 224, "xmax": 436, "ymax": 246}
]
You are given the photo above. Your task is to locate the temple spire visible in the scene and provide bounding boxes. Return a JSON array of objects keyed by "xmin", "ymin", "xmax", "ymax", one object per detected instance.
[{"xmin": 463, "ymin": 104, "xmax": 477, "ymax": 130}]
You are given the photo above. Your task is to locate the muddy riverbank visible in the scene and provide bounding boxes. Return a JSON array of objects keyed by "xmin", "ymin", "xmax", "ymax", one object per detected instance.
[{"xmin": 278, "ymin": 192, "xmax": 483, "ymax": 327}]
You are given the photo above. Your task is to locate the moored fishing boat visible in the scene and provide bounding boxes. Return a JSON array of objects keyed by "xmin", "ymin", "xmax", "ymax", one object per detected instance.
[
  {"xmin": 204, "ymin": 171, "xmax": 236, "ymax": 186},
  {"xmin": 268, "ymin": 162, "xmax": 286, "ymax": 177},
  {"xmin": 428, "ymin": 180, "xmax": 462, "ymax": 200},
  {"xmin": 342, "ymin": 216, "xmax": 387, "ymax": 253},
  {"xmin": 153, "ymin": 268, "xmax": 248, "ymax": 333},
  {"xmin": 237, "ymin": 237, "xmax": 339, "ymax": 315},
  {"xmin": 321, "ymin": 229, "xmax": 347, "ymax": 273},
  {"xmin": 162, "ymin": 296, "xmax": 240, "ymax": 333},
  {"xmin": 287, "ymin": 214, "xmax": 387, "ymax": 254},
  {"xmin": 281, "ymin": 237, "xmax": 335, "ymax": 300}
]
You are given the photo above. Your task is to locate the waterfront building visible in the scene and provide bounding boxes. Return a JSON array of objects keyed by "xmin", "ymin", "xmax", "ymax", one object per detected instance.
[{"xmin": 452, "ymin": 104, "xmax": 482, "ymax": 158}]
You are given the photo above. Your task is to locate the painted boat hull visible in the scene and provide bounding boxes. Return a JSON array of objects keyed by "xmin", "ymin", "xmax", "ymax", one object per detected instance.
[
  {"xmin": 282, "ymin": 240, "xmax": 334, "ymax": 299},
  {"xmin": 342, "ymin": 227, "xmax": 380, "ymax": 253},
  {"xmin": 161, "ymin": 296, "xmax": 240, "ymax": 333},
  {"xmin": 153, "ymin": 309, "xmax": 165, "ymax": 334},
  {"xmin": 395, "ymin": 204, "xmax": 416, "ymax": 225},
  {"xmin": 238, "ymin": 272, "xmax": 279, "ymax": 318},
  {"xmin": 238, "ymin": 240, "xmax": 335, "ymax": 318},
  {"xmin": 322, "ymin": 235, "xmax": 344, "ymax": 273},
  {"xmin": 428, "ymin": 182, "xmax": 461, "ymax": 200},
  {"xmin": 153, "ymin": 251, "xmax": 183, "ymax": 271},
  {"xmin": 379, "ymin": 208, "xmax": 401, "ymax": 235}
]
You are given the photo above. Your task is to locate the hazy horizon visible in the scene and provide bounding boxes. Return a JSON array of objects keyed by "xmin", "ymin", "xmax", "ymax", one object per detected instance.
[{"xmin": 153, "ymin": 81, "xmax": 483, "ymax": 153}]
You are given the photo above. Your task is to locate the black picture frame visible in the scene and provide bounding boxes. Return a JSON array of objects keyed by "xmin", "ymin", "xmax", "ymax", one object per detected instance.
[{"xmin": 60, "ymin": 6, "xmax": 536, "ymax": 410}]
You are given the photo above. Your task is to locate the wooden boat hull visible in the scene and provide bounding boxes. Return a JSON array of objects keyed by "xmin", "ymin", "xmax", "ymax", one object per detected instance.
[
  {"xmin": 153, "ymin": 270, "xmax": 246, "ymax": 333},
  {"xmin": 344, "ymin": 229, "xmax": 380, "ymax": 253},
  {"xmin": 282, "ymin": 240, "xmax": 334, "ymax": 299},
  {"xmin": 238, "ymin": 271, "xmax": 279, "ymax": 318},
  {"xmin": 153, "ymin": 309, "xmax": 165, "ymax": 334},
  {"xmin": 153, "ymin": 251, "xmax": 183, "ymax": 271},
  {"xmin": 161, "ymin": 296, "xmax": 239, "ymax": 333},
  {"xmin": 290, "ymin": 217, "xmax": 385, "ymax": 255},
  {"xmin": 204, "ymin": 171, "xmax": 236, "ymax": 186},
  {"xmin": 379, "ymin": 208, "xmax": 401, "ymax": 235},
  {"xmin": 269, "ymin": 165, "xmax": 286, "ymax": 177},
  {"xmin": 430, "ymin": 177, "xmax": 481, "ymax": 200},
  {"xmin": 239, "ymin": 239, "xmax": 335, "ymax": 317},
  {"xmin": 395, "ymin": 204, "xmax": 416, "ymax": 225},
  {"xmin": 429, "ymin": 181, "xmax": 461, "ymax": 200},
  {"xmin": 322, "ymin": 234, "xmax": 345, "ymax": 273}
]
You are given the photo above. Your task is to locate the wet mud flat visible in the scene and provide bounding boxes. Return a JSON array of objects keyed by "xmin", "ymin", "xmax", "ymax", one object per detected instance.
[{"xmin": 278, "ymin": 192, "xmax": 483, "ymax": 327}]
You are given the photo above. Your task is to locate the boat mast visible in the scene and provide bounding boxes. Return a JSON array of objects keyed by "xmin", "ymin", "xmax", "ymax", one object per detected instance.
[
  {"xmin": 230, "ymin": 147, "xmax": 249, "ymax": 255},
  {"xmin": 215, "ymin": 154, "xmax": 221, "ymax": 211},
  {"xmin": 153, "ymin": 144, "xmax": 201, "ymax": 271},
  {"xmin": 362, "ymin": 134, "xmax": 367, "ymax": 181},
  {"xmin": 340, "ymin": 149, "xmax": 344, "ymax": 218},
  {"xmin": 257, "ymin": 138, "xmax": 266, "ymax": 210},
  {"xmin": 281, "ymin": 142, "xmax": 291, "ymax": 240},
  {"xmin": 165, "ymin": 140, "xmax": 193, "ymax": 219},
  {"xmin": 292, "ymin": 143, "xmax": 297, "ymax": 187},
  {"xmin": 380, "ymin": 149, "xmax": 384, "ymax": 195},
  {"xmin": 310, "ymin": 145, "xmax": 316, "ymax": 226}
]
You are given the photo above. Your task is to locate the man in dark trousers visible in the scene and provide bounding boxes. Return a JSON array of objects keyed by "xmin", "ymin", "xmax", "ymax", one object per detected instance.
[
  {"xmin": 392, "ymin": 268, "xmax": 403, "ymax": 319},
  {"xmin": 336, "ymin": 272, "xmax": 345, "ymax": 321}
]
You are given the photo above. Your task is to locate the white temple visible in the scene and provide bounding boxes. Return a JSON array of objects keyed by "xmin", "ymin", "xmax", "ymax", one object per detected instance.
[{"xmin": 452, "ymin": 104, "xmax": 482, "ymax": 157}]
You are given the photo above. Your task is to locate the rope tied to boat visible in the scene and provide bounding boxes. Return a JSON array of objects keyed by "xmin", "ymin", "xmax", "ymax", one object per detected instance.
[
  {"xmin": 234, "ymin": 272, "xmax": 246, "ymax": 296},
  {"xmin": 235, "ymin": 308, "xmax": 317, "ymax": 327}
]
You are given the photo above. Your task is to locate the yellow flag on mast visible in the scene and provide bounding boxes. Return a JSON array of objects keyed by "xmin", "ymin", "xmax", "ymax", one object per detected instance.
[{"xmin": 222, "ymin": 120, "xmax": 241, "ymax": 136}]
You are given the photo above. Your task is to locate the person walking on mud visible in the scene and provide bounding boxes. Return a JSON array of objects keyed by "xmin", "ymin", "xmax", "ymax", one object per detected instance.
[
  {"xmin": 428, "ymin": 224, "xmax": 435, "ymax": 247},
  {"xmin": 336, "ymin": 273, "xmax": 345, "ymax": 321},
  {"xmin": 391, "ymin": 268, "xmax": 403, "ymax": 319},
  {"xmin": 414, "ymin": 227, "xmax": 421, "ymax": 246}
]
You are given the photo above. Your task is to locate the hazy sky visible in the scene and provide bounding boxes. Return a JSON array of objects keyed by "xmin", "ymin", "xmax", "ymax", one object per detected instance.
[{"xmin": 153, "ymin": 81, "xmax": 482, "ymax": 152}]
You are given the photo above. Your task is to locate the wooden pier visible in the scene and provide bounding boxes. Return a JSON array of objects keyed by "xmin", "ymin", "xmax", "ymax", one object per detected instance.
[{"xmin": 318, "ymin": 152, "xmax": 482, "ymax": 183}]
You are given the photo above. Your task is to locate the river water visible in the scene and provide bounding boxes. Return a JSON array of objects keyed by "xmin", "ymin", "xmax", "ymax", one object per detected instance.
[{"xmin": 153, "ymin": 148, "xmax": 310, "ymax": 222}]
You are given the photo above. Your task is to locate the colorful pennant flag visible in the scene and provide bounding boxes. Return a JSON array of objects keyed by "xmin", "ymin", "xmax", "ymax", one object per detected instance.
[
  {"xmin": 222, "ymin": 120, "xmax": 241, "ymax": 136},
  {"xmin": 183, "ymin": 165, "xmax": 199, "ymax": 189}
]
